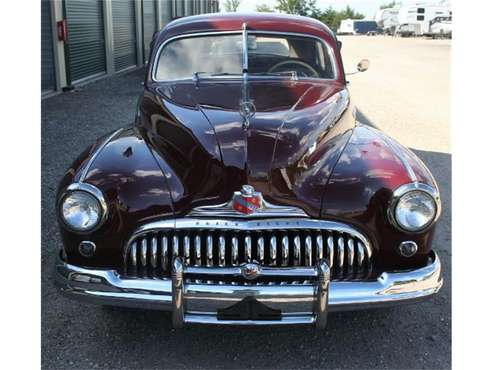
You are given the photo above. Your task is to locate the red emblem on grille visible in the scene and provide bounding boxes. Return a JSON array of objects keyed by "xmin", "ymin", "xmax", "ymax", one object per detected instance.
[{"xmin": 232, "ymin": 185, "xmax": 262, "ymax": 215}]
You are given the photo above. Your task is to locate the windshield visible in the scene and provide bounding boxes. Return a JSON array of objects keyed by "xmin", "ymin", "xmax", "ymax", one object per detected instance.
[{"xmin": 154, "ymin": 33, "xmax": 336, "ymax": 81}]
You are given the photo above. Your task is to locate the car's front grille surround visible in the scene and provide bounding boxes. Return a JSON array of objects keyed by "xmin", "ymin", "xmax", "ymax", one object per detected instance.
[{"xmin": 123, "ymin": 218, "xmax": 373, "ymax": 281}]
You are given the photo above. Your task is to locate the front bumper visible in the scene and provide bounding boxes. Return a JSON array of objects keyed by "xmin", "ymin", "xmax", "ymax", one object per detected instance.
[{"xmin": 54, "ymin": 251, "xmax": 442, "ymax": 327}]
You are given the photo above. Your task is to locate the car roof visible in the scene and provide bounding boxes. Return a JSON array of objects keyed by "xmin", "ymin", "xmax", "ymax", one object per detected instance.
[{"xmin": 156, "ymin": 12, "xmax": 336, "ymax": 45}]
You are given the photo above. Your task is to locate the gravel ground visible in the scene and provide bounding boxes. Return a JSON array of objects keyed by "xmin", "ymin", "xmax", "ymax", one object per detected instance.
[{"xmin": 41, "ymin": 36, "xmax": 451, "ymax": 369}]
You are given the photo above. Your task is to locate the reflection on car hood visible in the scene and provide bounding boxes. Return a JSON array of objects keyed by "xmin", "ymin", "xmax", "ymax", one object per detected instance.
[{"xmin": 142, "ymin": 79, "xmax": 353, "ymax": 217}]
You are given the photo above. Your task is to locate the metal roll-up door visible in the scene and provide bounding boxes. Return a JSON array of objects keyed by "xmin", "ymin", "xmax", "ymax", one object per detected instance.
[
  {"xmin": 161, "ymin": 0, "xmax": 173, "ymax": 25},
  {"xmin": 41, "ymin": 0, "xmax": 55, "ymax": 92},
  {"xmin": 65, "ymin": 0, "xmax": 106, "ymax": 83},
  {"xmin": 142, "ymin": 0, "xmax": 157, "ymax": 63},
  {"xmin": 185, "ymin": 0, "xmax": 193, "ymax": 15},
  {"xmin": 176, "ymin": 0, "xmax": 184, "ymax": 17},
  {"xmin": 112, "ymin": 0, "xmax": 137, "ymax": 71}
]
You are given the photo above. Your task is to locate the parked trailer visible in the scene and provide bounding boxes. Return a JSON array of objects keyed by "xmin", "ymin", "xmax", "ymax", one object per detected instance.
[
  {"xmin": 396, "ymin": 4, "xmax": 451, "ymax": 36},
  {"xmin": 375, "ymin": 7, "xmax": 400, "ymax": 35},
  {"xmin": 424, "ymin": 16, "xmax": 452, "ymax": 38},
  {"xmin": 337, "ymin": 19, "xmax": 381, "ymax": 35},
  {"xmin": 395, "ymin": 23, "xmax": 421, "ymax": 37}
]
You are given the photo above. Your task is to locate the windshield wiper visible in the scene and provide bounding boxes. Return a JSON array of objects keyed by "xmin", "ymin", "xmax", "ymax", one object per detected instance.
[
  {"xmin": 191, "ymin": 71, "xmax": 298, "ymax": 85},
  {"xmin": 192, "ymin": 72, "xmax": 241, "ymax": 84},
  {"xmin": 250, "ymin": 71, "xmax": 299, "ymax": 80}
]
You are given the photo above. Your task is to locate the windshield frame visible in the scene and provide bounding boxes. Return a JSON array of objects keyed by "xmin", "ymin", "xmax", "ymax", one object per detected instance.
[{"xmin": 151, "ymin": 30, "xmax": 339, "ymax": 83}]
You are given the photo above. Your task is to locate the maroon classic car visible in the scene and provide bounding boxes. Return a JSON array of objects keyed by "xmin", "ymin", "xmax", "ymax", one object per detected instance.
[{"xmin": 55, "ymin": 13, "xmax": 442, "ymax": 328}]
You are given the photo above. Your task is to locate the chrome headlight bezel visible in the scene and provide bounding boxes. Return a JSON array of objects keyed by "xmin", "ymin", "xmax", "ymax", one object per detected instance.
[
  {"xmin": 58, "ymin": 183, "xmax": 108, "ymax": 234},
  {"xmin": 388, "ymin": 183, "xmax": 441, "ymax": 233}
]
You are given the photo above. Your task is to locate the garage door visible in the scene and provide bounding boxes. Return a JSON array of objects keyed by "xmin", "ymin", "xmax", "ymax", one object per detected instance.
[
  {"xmin": 112, "ymin": 0, "xmax": 137, "ymax": 71},
  {"xmin": 161, "ymin": 0, "xmax": 173, "ymax": 25},
  {"xmin": 65, "ymin": 0, "xmax": 106, "ymax": 83},
  {"xmin": 41, "ymin": 0, "xmax": 55, "ymax": 92},
  {"xmin": 142, "ymin": 0, "xmax": 157, "ymax": 63}
]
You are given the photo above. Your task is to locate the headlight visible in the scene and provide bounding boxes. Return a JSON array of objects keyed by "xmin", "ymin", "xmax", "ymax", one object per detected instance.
[
  {"xmin": 389, "ymin": 183, "xmax": 440, "ymax": 233},
  {"xmin": 59, "ymin": 183, "xmax": 107, "ymax": 232}
]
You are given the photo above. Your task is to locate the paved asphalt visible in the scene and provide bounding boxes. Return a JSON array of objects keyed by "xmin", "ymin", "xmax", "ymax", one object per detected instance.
[{"xmin": 41, "ymin": 67, "xmax": 451, "ymax": 369}]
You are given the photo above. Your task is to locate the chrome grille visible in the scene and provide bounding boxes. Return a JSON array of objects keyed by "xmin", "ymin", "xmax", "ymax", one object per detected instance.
[{"xmin": 123, "ymin": 218, "xmax": 373, "ymax": 280}]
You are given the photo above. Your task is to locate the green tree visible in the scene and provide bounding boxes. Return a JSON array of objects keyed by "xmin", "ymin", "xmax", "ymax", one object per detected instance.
[
  {"xmin": 339, "ymin": 5, "xmax": 365, "ymax": 20},
  {"xmin": 223, "ymin": 0, "xmax": 241, "ymax": 12},
  {"xmin": 259, "ymin": 1, "xmax": 365, "ymax": 30},
  {"xmin": 275, "ymin": 0, "xmax": 319, "ymax": 17},
  {"xmin": 380, "ymin": 1, "xmax": 399, "ymax": 9},
  {"xmin": 318, "ymin": 7, "xmax": 339, "ymax": 29},
  {"xmin": 256, "ymin": 4, "xmax": 275, "ymax": 12}
]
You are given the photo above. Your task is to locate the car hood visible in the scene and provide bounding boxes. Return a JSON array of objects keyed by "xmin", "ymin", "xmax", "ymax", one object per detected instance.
[{"xmin": 139, "ymin": 79, "xmax": 354, "ymax": 217}]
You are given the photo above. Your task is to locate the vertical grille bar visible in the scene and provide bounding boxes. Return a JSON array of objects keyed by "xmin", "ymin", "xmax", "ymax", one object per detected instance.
[
  {"xmin": 206, "ymin": 235, "xmax": 213, "ymax": 266},
  {"xmin": 305, "ymin": 235, "xmax": 312, "ymax": 266},
  {"xmin": 150, "ymin": 237, "xmax": 158, "ymax": 268},
  {"xmin": 130, "ymin": 242, "xmax": 137, "ymax": 267},
  {"xmin": 194, "ymin": 235, "xmax": 201, "ymax": 266},
  {"xmin": 281, "ymin": 236, "xmax": 289, "ymax": 266},
  {"xmin": 270, "ymin": 236, "xmax": 277, "ymax": 266},
  {"xmin": 245, "ymin": 235, "xmax": 252, "ymax": 262},
  {"xmin": 293, "ymin": 235, "xmax": 301, "ymax": 266},
  {"xmin": 337, "ymin": 236, "xmax": 345, "ymax": 269},
  {"xmin": 183, "ymin": 236, "xmax": 190, "ymax": 266},
  {"xmin": 140, "ymin": 239, "xmax": 148, "ymax": 267},
  {"xmin": 172, "ymin": 235, "xmax": 179, "ymax": 257},
  {"xmin": 257, "ymin": 237, "xmax": 264, "ymax": 264},
  {"xmin": 219, "ymin": 235, "xmax": 226, "ymax": 267},
  {"xmin": 327, "ymin": 235, "xmax": 334, "ymax": 269},
  {"xmin": 316, "ymin": 234, "xmax": 323, "ymax": 262},
  {"xmin": 161, "ymin": 236, "xmax": 168, "ymax": 271},
  {"xmin": 363, "ymin": 241, "xmax": 372, "ymax": 259},
  {"xmin": 232, "ymin": 236, "xmax": 239, "ymax": 265},
  {"xmin": 357, "ymin": 241, "xmax": 365, "ymax": 267},
  {"xmin": 347, "ymin": 238, "xmax": 354, "ymax": 268}
]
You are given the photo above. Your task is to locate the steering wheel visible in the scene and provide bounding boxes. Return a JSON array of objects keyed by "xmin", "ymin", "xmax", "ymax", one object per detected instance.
[{"xmin": 267, "ymin": 59, "xmax": 320, "ymax": 78}]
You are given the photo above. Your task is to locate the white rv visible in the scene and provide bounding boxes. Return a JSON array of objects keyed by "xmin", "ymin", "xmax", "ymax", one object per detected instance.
[
  {"xmin": 427, "ymin": 16, "xmax": 452, "ymax": 38},
  {"xmin": 396, "ymin": 3, "xmax": 451, "ymax": 36},
  {"xmin": 337, "ymin": 19, "xmax": 355, "ymax": 35},
  {"xmin": 337, "ymin": 19, "xmax": 380, "ymax": 35},
  {"xmin": 374, "ymin": 7, "xmax": 400, "ymax": 34}
]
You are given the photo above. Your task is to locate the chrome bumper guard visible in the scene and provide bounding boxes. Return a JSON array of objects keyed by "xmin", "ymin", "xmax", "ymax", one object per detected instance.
[{"xmin": 54, "ymin": 251, "xmax": 442, "ymax": 327}]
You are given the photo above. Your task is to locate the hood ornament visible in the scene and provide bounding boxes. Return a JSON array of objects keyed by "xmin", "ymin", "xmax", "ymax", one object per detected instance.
[
  {"xmin": 239, "ymin": 100, "xmax": 255, "ymax": 128},
  {"xmin": 232, "ymin": 185, "xmax": 262, "ymax": 215},
  {"xmin": 187, "ymin": 185, "xmax": 309, "ymax": 218}
]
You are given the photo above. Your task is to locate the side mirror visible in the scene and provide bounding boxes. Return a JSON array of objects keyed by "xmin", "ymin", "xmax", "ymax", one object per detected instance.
[
  {"xmin": 357, "ymin": 59, "xmax": 370, "ymax": 72},
  {"xmin": 346, "ymin": 59, "xmax": 370, "ymax": 76}
]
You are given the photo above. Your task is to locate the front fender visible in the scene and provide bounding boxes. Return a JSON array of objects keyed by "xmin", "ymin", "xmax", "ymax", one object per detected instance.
[
  {"xmin": 57, "ymin": 127, "xmax": 174, "ymax": 268},
  {"xmin": 321, "ymin": 124, "xmax": 439, "ymax": 270}
]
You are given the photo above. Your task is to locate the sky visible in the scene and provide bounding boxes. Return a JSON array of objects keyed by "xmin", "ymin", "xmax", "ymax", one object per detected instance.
[{"xmin": 219, "ymin": 1, "xmax": 450, "ymax": 19}]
